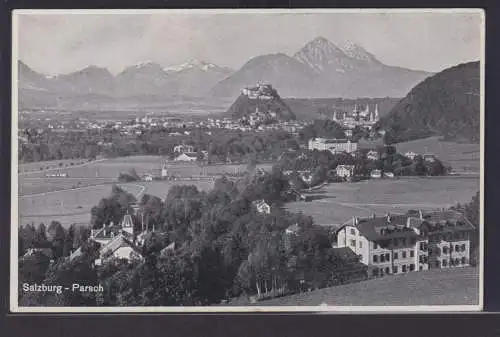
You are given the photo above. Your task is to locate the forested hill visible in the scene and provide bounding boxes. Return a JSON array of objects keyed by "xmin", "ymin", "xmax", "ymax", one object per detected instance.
[{"xmin": 379, "ymin": 61, "xmax": 480, "ymax": 144}]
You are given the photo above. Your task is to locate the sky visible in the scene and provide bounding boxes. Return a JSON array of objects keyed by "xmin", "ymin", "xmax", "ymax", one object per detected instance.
[{"xmin": 15, "ymin": 10, "xmax": 483, "ymax": 76}]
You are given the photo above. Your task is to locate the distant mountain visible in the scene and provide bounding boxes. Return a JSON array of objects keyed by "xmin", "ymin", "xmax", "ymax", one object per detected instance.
[
  {"xmin": 379, "ymin": 62, "xmax": 480, "ymax": 143},
  {"xmin": 225, "ymin": 83, "xmax": 295, "ymax": 121},
  {"xmin": 212, "ymin": 37, "xmax": 431, "ymax": 99},
  {"xmin": 211, "ymin": 53, "xmax": 318, "ymax": 98},
  {"xmin": 54, "ymin": 65, "xmax": 116, "ymax": 96},
  {"xmin": 17, "ymin": 59, "xmax": 233, "ymax": 109}
]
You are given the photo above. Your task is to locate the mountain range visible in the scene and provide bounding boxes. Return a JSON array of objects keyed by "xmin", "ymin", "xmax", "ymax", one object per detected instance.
[{"xmin": 18, "ymin": 37, "xmax": 433, "ymax": 110}]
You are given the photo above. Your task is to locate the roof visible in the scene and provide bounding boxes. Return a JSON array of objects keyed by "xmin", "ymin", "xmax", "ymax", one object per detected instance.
[
  {"xmin": 100, "ymin": 233, "xmax": 142, "ymax": 257},
  {"xmin": 92, "ymin": 225, "xmax": 122, "ymax": 240},
  {"xmin": 339, "ymin": 210, "xmax": 474, "ymax": 242}
]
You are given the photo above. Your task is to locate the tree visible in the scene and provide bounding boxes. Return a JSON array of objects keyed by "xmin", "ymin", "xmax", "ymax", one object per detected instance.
[{"xmin": 47, "ymin": 221, "xmax": 66, "ymax": 259}]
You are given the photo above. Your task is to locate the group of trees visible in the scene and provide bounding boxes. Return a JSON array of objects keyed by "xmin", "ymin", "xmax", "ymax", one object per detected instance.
[
  {"xmin": 18, "ymin": 168, "xmax": 366, "ymax": 307},
  {"xmin": 19, "ymin": 126, "xmax": 299, "ymax": 165}
]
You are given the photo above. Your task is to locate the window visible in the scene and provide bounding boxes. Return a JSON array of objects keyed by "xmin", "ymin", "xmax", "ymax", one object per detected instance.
[
  {"xmin": 402, "ymin": 251, "xmax": 407, "ymax": 258},
  {"xmin": 442, "ymin": 259, "xmax": 448, "ymax": 267},
  {"xmin": 393, "ymin": 266, "xmax": 398, "ymax": 274},
  {"xmin": 385, "ymin": 253, "xmax": 390, "ymax": 261},
  {"xmin": 410, "ymin": 251, "xmax": 415, "ymax": 258},
  {"xmin": 373, "ymin": 242, "xmax": 378, "ymax": 249},
  {"xmin": 461, "ymin": 244, "xmax": 466, "ymax": 252},
  {"xmin": 350, "ymin": 239, "xmax": 356, "ymax": 247},
  {"xmin": 455, "ymin": 258, "xmax": 461, "ymax": 265},
  {"xmin": 450, "ymin": 259, "xmax": 455, "ymax": 266},
  {"xmin": 428, "ymin": 248, "xmax": 433, "ymax": 256},
  {"xmin": 461, "ymin": 257, "xmax": 467, "ymax": 265},
  {"xmin": 372, "ymin": 269, "xmax": 379, "ymax": 277},
  {"xmin": 435, "ymin": 260, "xmax": 441, "ymax": 268},
  {"xmin": 443, "ymin": 247, "xmax": 448, "ymax": 254},
  {"xmin": 373, "ymin": 255, "xmax": 378, "ymax": 263},
  {"xmin": 393, "ymin": 238, "xmax": 399, "ymax": 247},
  {"xmin": 380, "ymin": 268, "xmax": 385, "ymax": 276},
  {"xmin": 385, "ymin": 267, "xmax": 390, "ymax": 274},
  {"xmin": 411, "ymin": 238, "xmax": 417, "ymax": 245},
  {"xmin": 455, "ymin": 245, "xmax": 460, "ymax": 252},
  {"xmin": 410, "ymin": 264, "xmax": 415, "ymax": 271},
  {"xmin": 394, "ymin": 252, "xmax": 398, "ymax": 260},
  {"xmin": 402, "ymin": 265, "xmax": 407, "ymax": 272},
  {"xmin": 350, "ymin": 228, "xmax": 356, "ymax": 235},
  {"xmin": 450, "ymin": 245, "xmax": 454, "ymax": 253},
  {"xmin": 380, "ymin": 254, "xmax": 385, "ymax": 262},
  {"xmin": 359, "ymin": 241, "xmax": 363, "ymax": 248}
]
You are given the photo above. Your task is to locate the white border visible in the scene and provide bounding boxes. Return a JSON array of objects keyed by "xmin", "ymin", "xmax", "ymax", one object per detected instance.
[{"xmin": 10, "ymin": 8, "xmax": 485, "ymax": 313}]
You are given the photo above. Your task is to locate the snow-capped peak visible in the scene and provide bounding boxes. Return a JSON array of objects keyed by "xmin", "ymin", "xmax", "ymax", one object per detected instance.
[{"xmin": 163, "ymin": 59, "xmax": 219, "ymax": 72}]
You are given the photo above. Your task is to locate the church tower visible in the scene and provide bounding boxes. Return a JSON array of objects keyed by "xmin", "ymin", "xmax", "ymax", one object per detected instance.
[
  {"xmin": 161, "ymin": 160, "xmax": 168, "ymax": 178},
  {"xmin": 332, "ymin": 111, "xmax": 337, "ymax": 121},
  {"xmin": 374, "ymin": 104, "xmax": 379, "ymax": 120},
  {"xmin": 120, "ymin": 211, "xmax": 134, "ymax": 236}
]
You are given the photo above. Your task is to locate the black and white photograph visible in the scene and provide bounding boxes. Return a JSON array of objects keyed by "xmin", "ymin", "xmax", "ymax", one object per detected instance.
[{"xmin": 11, "ymin": 9, "xmax": 484, "ymax": 312}]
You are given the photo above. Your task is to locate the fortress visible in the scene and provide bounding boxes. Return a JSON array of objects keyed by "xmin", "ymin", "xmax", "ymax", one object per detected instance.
[{"xmin": 240, "ymin": 82, "xmax": 275, "ymax": 100}]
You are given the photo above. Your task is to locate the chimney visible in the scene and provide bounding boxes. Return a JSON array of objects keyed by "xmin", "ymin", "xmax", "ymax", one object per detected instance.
[
  {"xmin": 406, "ymin": 217, "xmax": 412, "ymax": 228},
  {"xmin": 355, "ymin": 217, "xmax": 359, "ymax": 225},
  {"xmin": 352, "ymin": 216, "xmax": 356, "ymax": 225},
  {"xmin": 419, "ymin": 210, "xmax": 423, "ymax": 220},
  {"xmin": 386, "ymin": 213, "xmax": 391, "ymax": 223}
]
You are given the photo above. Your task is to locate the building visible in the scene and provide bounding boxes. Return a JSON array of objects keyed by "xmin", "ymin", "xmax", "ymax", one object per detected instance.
[
  {"xmin": 253, "ymin": 199, "xmax": 271, "ymax": 214},
  {"xmin": 424, "ymin": 154, "xmax": 436, "ymax": 163},
  {"xmin": 370, "ymin": 169, "xmax": 382, "ymax": 179},
  {"xmin": 308, "ymin": 138, "xmax": 358, "ymax": 154},
  {"xmin": 174, "ymin": 144, "xmax": 195, "ymax": 153},
  {"xmin": 174, "ymin": 153, "xmax": 198, "ymax": 162},
  {"xmin": 336, "ymin": 165, "xmax": 355, "ymax": 178},
  {"xmin": 335, "ymin": 210, "xmax": 475, "ymax": 277},
  {"xmin": 332, "ymin": 104, "xmax": 379, "ymax": 130},
  {"xmin": 160, "ymin": 160, "xmax": 169, "ymax": 178},
  {"xmin": 143, "ymin": 174, "xmax": 153, "ymax": 181},
  {"xmin": 404, "ymin": 152, "xmax": 419, "ymax": 160},
  {"xmin": 366, "ymin": 150, "xmax": 380, "ymax": 161}
]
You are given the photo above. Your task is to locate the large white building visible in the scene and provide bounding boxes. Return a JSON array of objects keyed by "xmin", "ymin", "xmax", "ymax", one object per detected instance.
[
  {"xmin": 308, "ymin": 138, "xmax": 358, "ymax": 154},
  {"xmin": 336, "ymin": 210, "xmax": 475, "ymax": 277}
]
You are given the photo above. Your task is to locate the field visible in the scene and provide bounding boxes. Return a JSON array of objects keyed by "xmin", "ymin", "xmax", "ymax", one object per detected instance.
[
  {"xmin": 395, "ymin": 136, "xmax": 480, "ymax": 173},
  {"xmin": 226, "ymin": 266, "xmax": 479, "ymax": 306},
  {"xmin": 19, "ymin": 158, "xmax": 91, "ymax": 174},
  {"xmin": 287, "ymin": 176, "xmax": 479, "ymax": 226},
  {"xmin": 17, "ymin": 156, "xmax": 268, "ymax": 227}
]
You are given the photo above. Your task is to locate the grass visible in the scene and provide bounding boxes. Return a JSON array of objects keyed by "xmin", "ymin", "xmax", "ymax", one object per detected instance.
[
  {"xmin": 18, "ymin": 158, "xmax": 89, "ymax": 173},
  {"xmin": 227, "ymin": 266, "xmax": 480, "ymax": 307},
  {"xmin": 395, "ymin": 136, "xmax": 480, "ymax": 173},
  {"xmin": 286, "ymin": 176, "xmax": 479, "ymax": 225}
]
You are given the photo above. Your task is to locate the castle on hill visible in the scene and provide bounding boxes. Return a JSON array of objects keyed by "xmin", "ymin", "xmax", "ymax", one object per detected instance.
[
  {"xmin": 333, "ymin": 103, "xmax": 379, "ymax": 130},
  {"xmin": 240, "ymin": 82, "xmax": 275, "ymax": 100}
]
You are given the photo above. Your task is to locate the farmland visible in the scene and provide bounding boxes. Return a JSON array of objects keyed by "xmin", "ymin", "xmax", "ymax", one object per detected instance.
[
  {"xmin": 287, "ymin": 176, "xmax": 479, "ymax": 226},
  {"xmin": 226, "ymin": 266, "xmax": 479, "ymax": 306},
  {"xmin": 17, "ymin": 155, "xmax": 272, "ymax": 227}
]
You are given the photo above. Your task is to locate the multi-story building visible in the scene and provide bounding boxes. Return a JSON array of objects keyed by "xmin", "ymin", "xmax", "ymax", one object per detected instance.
[
  {"xmin": 336, "ymin": 165, "xmax": 355, "ymax": 178},
  {"xmin": 308, "ymin": 138, "xmax": 358, "ymax": 154},
  {"xmin": 335, "ymin": 210, "xmax": 475, "ymax": 277}
]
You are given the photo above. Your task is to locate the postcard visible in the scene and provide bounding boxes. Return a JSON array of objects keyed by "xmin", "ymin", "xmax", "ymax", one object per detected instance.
[{"xmin": 11, "ymin": 8, "xmax": 484, "ymax": 312}]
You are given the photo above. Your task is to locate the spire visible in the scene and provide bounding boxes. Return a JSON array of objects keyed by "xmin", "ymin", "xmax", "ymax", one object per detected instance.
[{"xmin": 375, "ymin": 104, "xmax": 379, "ymax": 118}]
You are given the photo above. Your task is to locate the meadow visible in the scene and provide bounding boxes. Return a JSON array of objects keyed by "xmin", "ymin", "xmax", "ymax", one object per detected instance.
[
  {"xmin": 395, "ymin": 136, "xmax": 480, "ymax": 173},
  {"xmin": 286, "ymin": 176, "xmax": 480, "ymax": 226},
  {"xmin": 229, "ymin": 266, "xmax": 479, "ymax": 306}
]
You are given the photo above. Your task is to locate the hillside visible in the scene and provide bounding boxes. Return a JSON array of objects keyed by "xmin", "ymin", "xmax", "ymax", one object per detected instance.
[
  {"xmin": 225, "ymin": 267, "xmax": 479, "ymax": 306},
  {"xmin": 226, "ymin": 84, "xmax": 296, "ymax": 120},
  {"xmin": 380, "ymin": 62, "xmax": 480, "ymax": 144}
]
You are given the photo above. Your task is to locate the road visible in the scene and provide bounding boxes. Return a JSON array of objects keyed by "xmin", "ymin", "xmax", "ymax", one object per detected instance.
[{"xmin": 18, "ymin": 158, "xmax": 108, "ymax": 176}]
